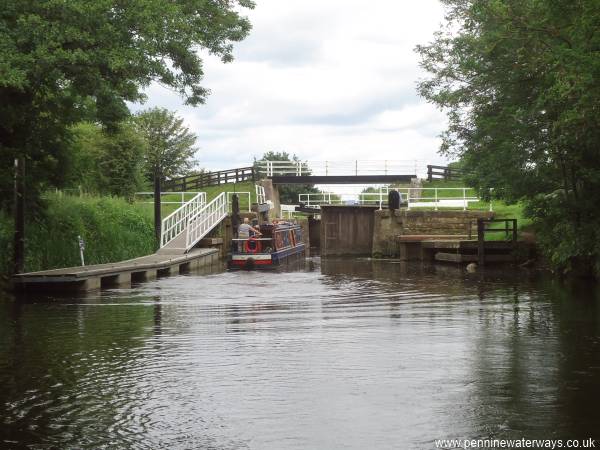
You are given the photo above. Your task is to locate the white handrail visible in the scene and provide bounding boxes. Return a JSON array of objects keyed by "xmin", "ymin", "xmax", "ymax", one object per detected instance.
[
  {"xmin": 257, "ymin": 160, "xmax": 420, "ymax": 177},
  {"xmin": 298, "ymin": 187, "xmax": 488, "ymax": 210},
  {"xmin": 255, "ymin": 185, "xmax": 266, "ymax": 204},
  {"xmin": 185, "ymin": 192, "xmax": 229, "ymax": 251},
  {"xmin": 160, "ymin": 192, "xmax": 207, "ymax": 247},
  {"xmin": 135, "ymin": 191, "xmax": 203, "ymax": 205}
]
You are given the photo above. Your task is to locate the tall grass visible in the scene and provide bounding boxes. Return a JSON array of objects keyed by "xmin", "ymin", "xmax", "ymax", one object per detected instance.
[{"xmin": 0, "ymin": 192, "xmax": 155, "ymax": 275}]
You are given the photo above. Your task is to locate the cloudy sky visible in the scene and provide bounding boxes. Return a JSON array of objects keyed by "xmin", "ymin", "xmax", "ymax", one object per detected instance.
[{"xmin": 140, "ymin": 0, "xmax": 449, "ymax": 177}]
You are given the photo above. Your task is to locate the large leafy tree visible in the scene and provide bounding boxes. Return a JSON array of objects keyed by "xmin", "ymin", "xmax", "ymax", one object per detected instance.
[
  {"xmin": 135, "ymin": 108, "xmax": 197, "ymax": 183},
  {"xmin": 416, "ymin": 0, "xmax": 600, "ymax": 275},
  {"xmin": 0, "ymin": 0, "xmax": 254, "ymax": 205}
]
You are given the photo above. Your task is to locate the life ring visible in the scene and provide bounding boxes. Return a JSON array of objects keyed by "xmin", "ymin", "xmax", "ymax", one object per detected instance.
[{"xmin": 244, "ymin": 237, "xmax": 262, "ymax": 254}]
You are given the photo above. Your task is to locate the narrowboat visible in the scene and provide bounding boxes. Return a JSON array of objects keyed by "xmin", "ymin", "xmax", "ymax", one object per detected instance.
[{"xmin": 229, "ymin": 222, "xmax": 306, "ymax": 269}]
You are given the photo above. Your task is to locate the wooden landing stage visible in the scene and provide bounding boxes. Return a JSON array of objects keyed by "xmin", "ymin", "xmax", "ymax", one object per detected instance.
[
  {"xmin": 13, "ymin": 247, "xmax": 221, "ymax": 293},
  {"xmin": 397, "ymin": 236, "xmax": 533, "ymax": 265}
]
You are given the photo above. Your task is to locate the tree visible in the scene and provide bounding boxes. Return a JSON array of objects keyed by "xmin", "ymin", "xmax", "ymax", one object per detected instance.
[
  {"xmin": 0, "ymin": 0, "xmax": 253, "ymax": 201},
  {"xmin": 416, "ymin": 0, "xmax": 600, "ymax": 276},
  {"xmin": 65, "ymin": 122, "xmax": 145, "ymax": 197},
  {"xmin": 1, "ymin": 0, "xmax": 253, "ymax": 271},
  {"xmin": 135, "ymin": 108, "xmax": 197, "ymax": 183},
  {"xmin": 135, "ymin": 107, "xmax": 197, "ymax": 244},
  {"xmin": 254, "ymin": 151, "xmax": 320, "ymax": 204}
]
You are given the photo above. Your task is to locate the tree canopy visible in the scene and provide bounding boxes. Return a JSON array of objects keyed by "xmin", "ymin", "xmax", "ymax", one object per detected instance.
[
  {"xmin": 416, "ymin": 0, "xmax": 600, "ymax": 275},
  {"xmin": 135, "ymin": 108, "xmax": 197, "ymax": 182},
  {"xmin": 0, "ymin": 0, "xmax": 254, "ymax": 205}
]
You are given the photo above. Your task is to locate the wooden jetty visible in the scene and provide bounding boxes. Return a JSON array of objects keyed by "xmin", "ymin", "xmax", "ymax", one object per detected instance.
[{"xmin": 12, "ymin": 247, "xmax": 222, "ymax": 292}]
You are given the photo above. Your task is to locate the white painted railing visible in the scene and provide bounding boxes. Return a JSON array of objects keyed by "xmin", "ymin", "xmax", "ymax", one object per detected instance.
[
  {"xmin": 227, "ymin": 192, "xmax": 251, "ymax": 212},
  {"xmin": 298, "ymin": 188, "xmax": 490, "ymax": 211},
  {"xmin": 255, "ymin": 184, "xmax": 266, "ymax": 204},
  {"xmin": 280, "ymin": 204, "xmax": 299, "ymax": 218},
  {"xmin": 257, "ymin": 160, "xmax": 420, "ymax": 177},
  {"xmin": 135, "ymin": 191, "xmax": 204, "ymax": 206},
  {"xmin": 161, "ymin": 192, "xmax": 207, "ymax": 247},
  {"xmin": 185, "ymin": 192, "xmax": 229, "ymax": 251}
]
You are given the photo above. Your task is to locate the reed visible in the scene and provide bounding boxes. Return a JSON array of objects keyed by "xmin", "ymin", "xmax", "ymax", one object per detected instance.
[{"xmin": 0, "ymin": 192, "xmax": 155, "ymax": 276}]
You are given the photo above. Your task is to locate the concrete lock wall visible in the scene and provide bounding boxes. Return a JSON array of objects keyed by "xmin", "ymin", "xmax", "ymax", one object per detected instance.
[
  {"xmin": 258, "ymin": 179, "xmax": 281, "ymax": 219},
  {"xmin": 320, "ymin": 206, "xmax": 378, "ymax": 256},
  {"xmin": 372, "ymin": 209, "xmax": 495, "ymax": 257}
]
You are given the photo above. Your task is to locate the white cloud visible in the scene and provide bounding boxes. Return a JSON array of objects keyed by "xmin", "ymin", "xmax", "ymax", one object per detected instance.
[{"xmin": 136, "ymin": 0, "xmax": 450, "ymax": 175}]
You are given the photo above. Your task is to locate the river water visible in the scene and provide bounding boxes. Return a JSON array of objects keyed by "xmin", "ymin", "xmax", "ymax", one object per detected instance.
[{"xmin": 1, "ymin": 258, "xmax": 599, "ymax": 449}]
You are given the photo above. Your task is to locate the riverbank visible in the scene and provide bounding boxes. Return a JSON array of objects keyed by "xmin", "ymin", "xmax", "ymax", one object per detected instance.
[{"xmin": 0, "ymin": 193, "xmax": 155, "ymax": 280}]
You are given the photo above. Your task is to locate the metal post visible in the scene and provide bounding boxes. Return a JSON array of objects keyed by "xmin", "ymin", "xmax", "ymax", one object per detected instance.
[
  {"xmin": 463, "ymin": 188, "xmax": 467, "ymax": 211},
  {"xmin": 325, "ymin": 161, "xmax": 329, "ymax": 176},
  {"xmin": 384, "ymin": 160, "xmax": 388, "ymax": 175},
  {"xmin": 489, "ymin": 188, "xmax": 494, "ymax": 212},
  {"xmin": 477, "ymin": 218, "xmax": 485, "ymax": 266},
  {"xmin": 435, "ymin": 188, "xmax": 438, "ymax": 211},
  {"xmin": 355, "ymin": 160, "xmax": 358, "ymax": 176},
  {"xmin": 13, "ymin": 157, "xmax": 25, "ymax": 274},
  {"xmin": 154, "ymin": 167, "xmax": 161, "ymax": 248}
]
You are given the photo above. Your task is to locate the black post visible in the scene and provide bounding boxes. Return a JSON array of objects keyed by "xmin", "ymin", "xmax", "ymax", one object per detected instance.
[
  {"xmin": 477, "ymin": 218, "xmax": 485, "ymax": 266},
  {"xmin": 154, "ymin": 167, "xmax": 161, "ymax": 248},
  {"xmin": 427, "ymin": 165, "xmax": 432, "ymax": 182},
  {"xmin": 13, "ymin": 157, "xmax": 25, "ymax": 274}
]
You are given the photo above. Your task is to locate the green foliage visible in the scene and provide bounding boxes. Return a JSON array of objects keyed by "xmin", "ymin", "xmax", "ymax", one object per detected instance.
[
  {"xmin": 65, "ymin": 122, "xmax": 145, "ymax": 197},
  {"xmin": 254, "ymin": 151, "xmax": 320, "ymax": 204},
  {"xmin": 135, "ymin": 108, "xmax": 197, "ymax": 182},
  {"xmin": 0, "ymin": 0, "xmax": 253, "ymax": 208},
  {"xmin": 417, "ymin": 0, "xmax": 600, "ymax": 276},
  {"xmin": 0, "ymin": 193, "xmax": 155, "ymax": 275}
]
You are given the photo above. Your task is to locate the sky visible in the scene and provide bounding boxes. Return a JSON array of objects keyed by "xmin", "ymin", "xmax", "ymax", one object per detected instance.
[{"xmin": 138, "ymin": 0, "xmax": 449, "ymax": 178}]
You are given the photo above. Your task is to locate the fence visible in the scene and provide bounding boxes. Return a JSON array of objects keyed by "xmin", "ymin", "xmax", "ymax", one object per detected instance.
[
  {"xmin": 134, "ymin": 191, "xmax": 203, "ymax": 206},
  {"xmin": 426, "ymin": 165, "xmax": 471, "ymax": 182},
  {"xmin": 298, "ymin": 187, "xmax": 491, "ymax": 211},
  {"xmin": 163, "ymin": 167, "xmax": 255, "ymax": 191},
  {"xmin": 476, "ymin": 218, "xmax": 518, "ymax": 265},
  {"xmin": 257, "ymin": 160, "xmax": 420, "ymax": 177}
]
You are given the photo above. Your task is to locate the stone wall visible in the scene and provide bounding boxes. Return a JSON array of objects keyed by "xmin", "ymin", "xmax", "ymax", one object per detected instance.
[{"xmin": 372, "ymin": 209, "xmax": 495, "ymax": 257}]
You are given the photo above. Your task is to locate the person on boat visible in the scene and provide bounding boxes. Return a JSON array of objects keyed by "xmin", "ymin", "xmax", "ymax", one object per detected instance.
[{"xmin": 238, "ymin": 217, "xmax": 261, "ymax": 251}]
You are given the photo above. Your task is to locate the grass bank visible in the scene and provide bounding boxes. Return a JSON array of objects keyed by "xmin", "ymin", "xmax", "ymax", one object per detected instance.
[{"xmin": 0, "ymin": 192, "xmax": 155, "ymax": 277}]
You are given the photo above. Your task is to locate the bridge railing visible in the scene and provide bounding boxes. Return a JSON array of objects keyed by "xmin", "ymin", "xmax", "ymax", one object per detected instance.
[
  {"xmin": 185, "ymin": 192, "xmax": 229, "ymax": 251},
  {"xmin": 257, "ymin": 160, "xmax": 420, "ymax": 177},
  {"xmin": 161, "ymin": 192, "xmax": 207, "ymax": 247}
]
